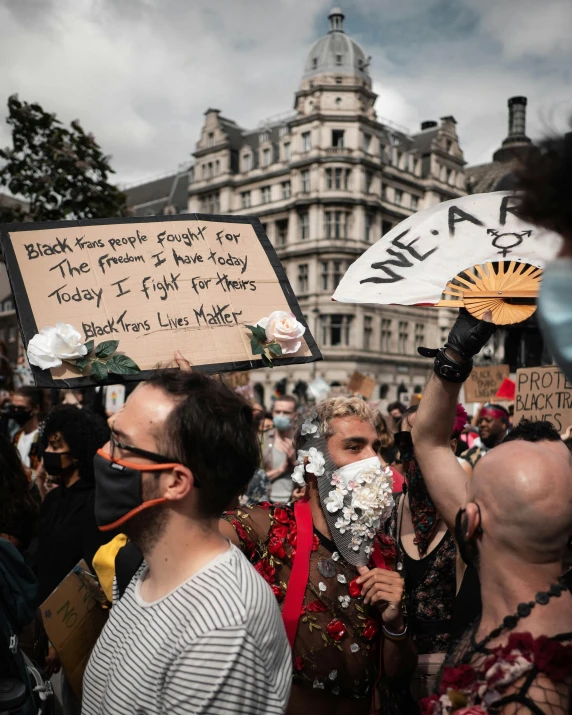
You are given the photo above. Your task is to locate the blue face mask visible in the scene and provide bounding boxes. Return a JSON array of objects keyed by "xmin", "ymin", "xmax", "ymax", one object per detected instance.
[
  {"xmin": 273, "ymin": 415, "xmax": 292, "ymax": 431},
  {"xmin": 537, "ymin": 258, "xmax": 572, "ymax": 380}
]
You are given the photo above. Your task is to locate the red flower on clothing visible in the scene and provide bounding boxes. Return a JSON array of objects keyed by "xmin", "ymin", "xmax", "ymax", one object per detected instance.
[
  {"xmin": 232, "ymin": 519, "xmax": 249, "ymax": 543},
  {"xmin": 274, "ymin": 507, "xmax": 291, "ymax": 524},
  {"xmin": 311, "ymin": 534, "xmax": 320, "ymax": 551},
  {"xmin": 254, "ymin": 558, "xmax": 276, "ymax": 584},
  {"xmin": 362, "ymin": 617, "xmax": 378, "ymax": 641},
  {"xmin": 258, "ymin": 501, "xmax": 273, "ymax": 509},
  {"xmin": 287, "ymin": 529, "xmax": 297, "ymax": 546},
  {"xmin": 294, "ymin": 656, "xmax": 304, "ymax": 672},
  {"xmin": 306, "ymin": 599, "xmax": 328, "ymax": 613},
  {"xmin": 268, "ymin": 537, "xmax": 287, "ymax": 560},
  {"xmin": 419, "ymin": 694, "xmax": 439, "ymax": 715},
  {"xmin": 455, "ymin": 708, "xmax": 487, "ymax": 715},
  {"xmin": 532, "ymin": 635, "xmax": 572, "ymax": 681},
  {"xmin": 439, "ymin": 664, "xmax": 477, "ymax": 694},
  {"xmin": 271, "ymin": 584, "xmax": 285, "ymax": 602},
  {"xmin": 327, "ymin": 619, "xmax": 347, "ymax": 642},
  {"xmin": 349, "ymin": 578, "xmax": 362, "ymax": 598},
  {"xmin": 271, "ymin": 523, "xmax": 289, "ymax": 539}
]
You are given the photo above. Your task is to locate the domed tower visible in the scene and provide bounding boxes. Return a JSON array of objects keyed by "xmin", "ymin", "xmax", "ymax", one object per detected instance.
[{"xmin": 295, "ymin": 8, "xmax": 377, "ymax": 119}]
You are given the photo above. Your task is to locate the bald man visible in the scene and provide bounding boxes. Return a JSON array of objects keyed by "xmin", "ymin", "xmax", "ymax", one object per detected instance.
[{"xmin": 412, "ymin": 310, "xmax": 572, "ymax": 714}]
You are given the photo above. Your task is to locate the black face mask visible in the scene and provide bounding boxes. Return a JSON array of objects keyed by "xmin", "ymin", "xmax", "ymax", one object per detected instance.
[
  {"xmin": 93, "ymin": 451, "xmax": 171, "ymax": 532},
  {"xmin": 454, "ymin": 507, "xmax": 481, "ymax": 569},
  {"xmin": 43, "ymin": 450, "xmax": 72, "ymax": 478},
  {"xmin": 8, "ymin": 407, "xmax": 33, "ymax": 427}
]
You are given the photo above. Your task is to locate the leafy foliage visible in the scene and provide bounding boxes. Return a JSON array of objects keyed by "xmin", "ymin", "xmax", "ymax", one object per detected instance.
[{"xmin": 0, "ymin": 94, "xmax": 127, "ymax": 223}]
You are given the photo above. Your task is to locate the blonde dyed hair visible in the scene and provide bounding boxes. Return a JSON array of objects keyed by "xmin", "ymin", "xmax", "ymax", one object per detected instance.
[{"xmin": 316, "ymin": 396, "xmax": 377, "ymax": 438}]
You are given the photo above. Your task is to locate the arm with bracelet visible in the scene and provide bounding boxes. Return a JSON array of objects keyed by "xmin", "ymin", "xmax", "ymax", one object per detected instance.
[{"xmin": 412, "ymin": 309, "xmax": 496, "ymax": 533}]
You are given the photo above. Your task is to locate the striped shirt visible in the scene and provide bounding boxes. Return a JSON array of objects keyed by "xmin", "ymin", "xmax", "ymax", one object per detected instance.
[{"xmin": 82, "ymin": 544, "xmax": 291, "ymax": 715}]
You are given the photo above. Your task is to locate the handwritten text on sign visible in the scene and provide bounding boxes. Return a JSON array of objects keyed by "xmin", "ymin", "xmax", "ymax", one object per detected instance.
[
  {"xmin": 514, "ymin": 366, "xmax": 572, "ymax": 431},
  {"xmin": 8, "ymin": 219, "xmax": 309, "ymax": 379},
  {"xmin": 463, "ymin": 364, "xmax": 510, "ymax": 403}
]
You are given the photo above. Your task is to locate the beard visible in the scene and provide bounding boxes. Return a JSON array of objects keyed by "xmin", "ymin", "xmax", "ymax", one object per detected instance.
[
  {"xmin": 123, "ymin": 476, "xmax": 169, "ymax": 554},
  {"xmin": 454, "ymin": 509, "xmax": 480, "ymax": 570}
]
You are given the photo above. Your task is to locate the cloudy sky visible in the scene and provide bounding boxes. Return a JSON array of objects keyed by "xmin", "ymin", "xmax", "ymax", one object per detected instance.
[{"xmin": 1, "ymin": 0, "xmax": 571, "ymax": 186}]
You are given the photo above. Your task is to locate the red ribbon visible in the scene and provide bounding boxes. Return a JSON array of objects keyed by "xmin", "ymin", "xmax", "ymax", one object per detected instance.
[{"xmin": 281, "ymin": 498, "xmax": 313, "ymax": 648}]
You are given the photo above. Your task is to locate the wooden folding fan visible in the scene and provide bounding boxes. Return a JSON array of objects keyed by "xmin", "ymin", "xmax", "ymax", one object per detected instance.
[
  {"xmin": 435, "ymin": 261, "xmax": 543, "ymax": 325},
  {"xmin": 332, "ymin": 191, "xmax": 561, "ymax": 325}
]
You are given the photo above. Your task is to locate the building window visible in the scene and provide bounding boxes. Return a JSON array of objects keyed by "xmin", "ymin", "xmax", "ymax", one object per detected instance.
[
  {"xmin": 215, "ymin": 159, "xmax": 220, "ymax": 175},
  {"xmin": 365, "ymin": 211, "xmax": 374, "ymax": 242},
  {"xmin": 207, "ymin": 132, "xmax": 215, "ymax": 147},
  {"xmin": 322, "ymin": 315, "xmax": 351, "ymax": 346},
  {"xmin": 8, "ymin": 326, "xmax": 16, "ymax": 343},
  {"xmin": 335, "ymin": 76, "xmax": 342, "ymax": 84},
  {"xmin": 446, "ymin": 139, "xmax": 453, "ymax": 153},
  {"xmin": 335, "ymin": 53, "xmax": 343, "ymax": 65},
  {"xmin": 200, "ymin": 192, "xmax": 220, "ymax": 213},
  {"xmin": 298, "ymin": 264, "xmax": 309, "ymax": 293},
  {"xmin": 326, "ymin": 167, "xmax": 350, "ymax": 190},
  {"xmin": 396, "ymin": 151, "xmax": 403, "ymax": 168},
  {"xmin": 312, "ymin": 57, "xmax": 318, "ymax": 69},
  {"xmin": 283, "ymin": 142, "xmax": 291, "ymax": 161},
  {"xmin": 301, "ymin": 169, "xmax": 311, "ymax": 193},
  {"xmin": 411, "ymin": 195, "xmax": 419, "ymax": 211},
  {"xmin": 302, "ymin": 131, "xmax": 311, "ymax": 152},
  {"xmin": 382, "ymin": 220, "xmax": 393, "ymax": 235},
  {"xmin": 279, "ymin": 125, "xmax": 288, "ymax": 138},
  {"xmin": 261, "ymin": 186, "xmax": 271, "ymax": 203},
  {"xmin": 332, "ymin": 130, "xmax": 345, "ymax": 148},
  {"xmin": 241, "ymin": 191, "xmax": 251, "ymax": 209},
  {"xmin": 382, "ymin": 184, "xmax": 389, "ymax": 201},
  {"xmin": 363, "ymin": 133, "xmax": 372, "ymax": 153},
  {"xmin": 384, "ymin": 145, "xmax": 393, "ymax": 165},
  {"xmin": 242, "ymin": 153, "xmax": 252, "ymax": 172},
  {"xmin": 333, "ymin": 260, "xmax": 343, "ymax": 288},
  {"xmin": 363, "ymin": 315, "xmax": 373, "ymax": 350},
  {"xmin": 381, "ymin": 318, "xmax": 392, "ymax": 352},
  {"xmin": 201, "ymin": 164, "xmax": 207, "ymax": 179},
  {"xmin": 3, "ymin": 300, "xmax": 12, "ymax": 311},
  {"xmin": 414, "ymin": 322, "xmax": 425, "ymax": 348},
  {"xmin": 281, "ymin": 181, "xmax": 291, "ymax": 199},
  {"xmin": 299, "ymin": 211, "xmax": 310, "ymax": 240},
  {"xmin": 365, "ymin": 171, "xmax": 373, "ymax": 193},
  {"xmin": 325, "ymin": 211, "xmax": 348, "ymax": 240},
  {"xmin": 394, "ymin": 189, "xmax": 403, "ymax": 206},
  {"xmin": 262, "ymin": 148, "xmax": 271, "ymax": 167},
  {"xmin": 398, "ymin": 321, "xmax": 409, "ymax": 354},
  {"xmin": 321, "ymin": 261, "xmax": 329, "ymax": 290},
  {"xmin": 447, "ymin": 168, "xmax": 455, "ymax": 185},
  {"xmin": 276, "ymin": 219, "xmax": 288, "ymax": 247},
  {"xmin": 259, "ymin": 132, "xmax": 269, "ymax": 144}
]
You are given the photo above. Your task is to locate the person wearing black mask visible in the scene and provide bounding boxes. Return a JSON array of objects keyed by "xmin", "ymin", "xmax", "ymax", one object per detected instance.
[{"xmin": 10, "ymin": 386, "xmax": 43, "ymax": 472}]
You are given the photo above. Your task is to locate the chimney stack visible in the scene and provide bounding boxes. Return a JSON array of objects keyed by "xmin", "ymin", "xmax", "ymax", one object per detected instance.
[{"xmin": 493, "ymin": 96, "xmax": 532, "ymax": 163}]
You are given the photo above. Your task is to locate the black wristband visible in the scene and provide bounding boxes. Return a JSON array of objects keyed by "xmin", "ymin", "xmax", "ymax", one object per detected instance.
[{"xmin": 433, "ymin": 348, "xmax": 473, "ymax": 384}]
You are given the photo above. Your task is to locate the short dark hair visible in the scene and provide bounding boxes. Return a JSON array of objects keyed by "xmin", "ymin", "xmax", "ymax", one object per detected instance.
[
  {"xmin": 40, "ymin": 405, "xmax": 109, "ymax": 483},
  {"xmin": 273, "ymin": 394, "xmax": 298, "ymax": 410},
  {"xmin": 388, "ymin": 401, "xmax": 407, "ymax": 415},
  {"xmin": 147, "ymin": 370, "xmax": 260, "ymax": 518},
  {"xmin": 515, "ymin": 129, "xmax": 572, "ymax": 239},
  {"xmin": 15, "ymin": 386, "xmax": 44, "ymax": 411},
  {"xmin": 502, "ymin": 418, "xmax": 561, "ymax": 444}
]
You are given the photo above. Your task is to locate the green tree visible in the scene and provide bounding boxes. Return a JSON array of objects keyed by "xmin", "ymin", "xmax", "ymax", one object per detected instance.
[{"xmin": 0, "ymin": 94, "xmax": 127, "ymax": 222}]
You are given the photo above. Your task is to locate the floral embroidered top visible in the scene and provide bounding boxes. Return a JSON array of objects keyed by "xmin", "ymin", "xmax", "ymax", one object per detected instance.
[
  {"xmin": 221, "ymin": 502, "xmax": 397, "ymax": 700},
  {"xmin": 421, "ymin": 630, "xmax": 572, "ymax": 714}
]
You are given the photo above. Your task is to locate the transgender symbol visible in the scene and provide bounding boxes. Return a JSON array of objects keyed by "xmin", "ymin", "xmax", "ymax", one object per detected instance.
[{"xmin": 486, "ymin": 229, "xmax": 532, "ymax": 257}]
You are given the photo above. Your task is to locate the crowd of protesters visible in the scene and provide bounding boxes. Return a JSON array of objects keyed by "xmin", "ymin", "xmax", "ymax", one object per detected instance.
[{"xmin": 2, "ymin": 130, "xmax": 572, "ymax": 715}]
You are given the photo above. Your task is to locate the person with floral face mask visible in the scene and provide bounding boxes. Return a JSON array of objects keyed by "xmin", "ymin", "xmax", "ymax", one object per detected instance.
[{"xmin": 221, "ymin": 396, "xmax": 417, "ymax": 715}]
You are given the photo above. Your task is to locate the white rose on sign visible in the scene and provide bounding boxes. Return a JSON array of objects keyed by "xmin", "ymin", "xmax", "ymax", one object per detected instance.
[
  {"xmin": 257, "ymin": 311, "xmax": 306, "ymax": 354},
  {"xmin": 27, "ymin": 323, "xmax": 87, "ymax": 370}
]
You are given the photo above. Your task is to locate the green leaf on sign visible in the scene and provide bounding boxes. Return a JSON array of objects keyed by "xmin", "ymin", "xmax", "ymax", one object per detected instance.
[
  {"xmin": 91, "ymin": 361, "xmax": 109, "ymax": 382},
  {"xmin": 95, "ymin": 340, "xmax": 119, "ymax": 358},
  {"xmin": 245, "ymin": 324, "xmax": 267, "ymax": 343},
  {"xmin": 84, "ymin": 340, "xmax": 94, "ymax": 355},
  {"xmin": 106, "ymin": 354, "xmax": 141, "ymax": 375},
  {"xmin": 260, "ymin": 353, "xmax": 274, "ymax": 368},
  {"xmin": 72, "ymin": 357, "xmax": 90, "ymax": 371},
  {"xmin": 250, "ymin": 337, "xmax": 265, "ymax": 356},
  {"xmin": 268, "ymin": 342, "xmax": 283, "ymax": 357}
]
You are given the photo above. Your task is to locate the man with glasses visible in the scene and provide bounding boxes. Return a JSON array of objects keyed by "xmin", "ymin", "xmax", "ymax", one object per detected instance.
[{"xmin": 82, "ymin": 370, "xmax": 291, "ymax": 715}]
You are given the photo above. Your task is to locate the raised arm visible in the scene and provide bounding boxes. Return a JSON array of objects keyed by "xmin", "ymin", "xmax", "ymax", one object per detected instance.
[{"xmin": 412, "ymin": 310, "xmax": 495, "ymax": 532}]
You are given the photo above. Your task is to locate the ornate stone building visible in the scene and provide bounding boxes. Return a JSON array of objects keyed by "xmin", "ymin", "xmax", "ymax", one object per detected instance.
[{"xmin": 184, "ymin": 8, "xmax": 466, "ymax": 405}]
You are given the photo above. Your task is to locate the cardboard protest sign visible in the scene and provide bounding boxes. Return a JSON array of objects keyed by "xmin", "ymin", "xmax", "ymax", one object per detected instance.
[
  {"xmin": 463, "ymin": 364, "xmax": 510, "ymax": 403},
  {"xmin": 514, "ymin": 366, "xmax": 572, "ymax": 431},
  {"xmin": 41, "ymin": 561, "xmax": 109, "ymax": 698},
  {"xmin": 0, "ymin": 215, "xmax": 321, "ymax": 387},
  {"xmin": 347, "ymin": 372, "xmax": 376, "ymax": 400},
  {"xmin": 333, "ymin": 192, "xmax": 561, "ymax": 325}
]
